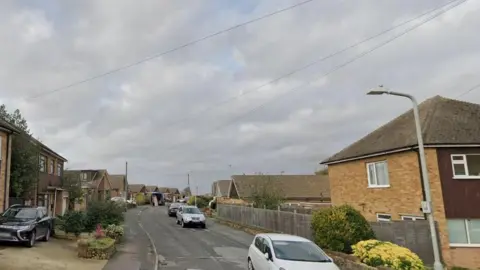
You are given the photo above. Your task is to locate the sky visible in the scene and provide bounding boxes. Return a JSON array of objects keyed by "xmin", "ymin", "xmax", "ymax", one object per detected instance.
[{"xmin": 0, "ymin": 0, "xmax": 479, "ymax": 194}]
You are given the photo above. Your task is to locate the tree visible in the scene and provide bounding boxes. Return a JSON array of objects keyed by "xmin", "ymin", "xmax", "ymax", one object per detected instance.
[
  {"xmin": 249, "ymin": 175, "xmax": 285, "ymax": 210},
  {"xmin": 0, "ymin": 105, "xmax": 40, "ymax": 198},
  {"xmin": 62, "ymin": 172, "xmax": 85, "ymax": 210},
  {"xmin": 315, "ymin": 166, "xmax": 328, "ymax": 175}
]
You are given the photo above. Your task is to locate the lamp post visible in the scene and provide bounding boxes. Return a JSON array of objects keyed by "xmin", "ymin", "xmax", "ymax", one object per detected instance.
[{"xmin": 367, "ymin": 86, "xmax": 443, "ymax": 270}]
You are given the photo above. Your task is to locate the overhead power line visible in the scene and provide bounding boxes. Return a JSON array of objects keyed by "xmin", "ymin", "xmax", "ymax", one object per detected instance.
[
  {"xmin": 26, "ymin": 0, "xmax": 317, "ymax": 100},
  {"xmin": 163, "ymin": 0, "xmax": 467, "ymax": 164},
  {"xmin": 456, "ymin": 82, "xmax": 480, "ymax": 98},
  {"xmin": 154, "ymin": 0, "xmax": 462, "ymax": 130}
]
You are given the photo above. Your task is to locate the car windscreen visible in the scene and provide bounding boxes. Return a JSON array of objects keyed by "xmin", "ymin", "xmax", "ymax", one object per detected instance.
[
  {"xmin": 183, "ymin": 207, "xmax": 201, "ymax": 214},
  {"xmin": 272, "ymin": 240, "xmax": 332, "ymax": 263},
  {"xmin": 3, "ymin": 208, "xmax": 37, "ymax": 219},
  {"xmin": 170, "ymin": 203, "xmax": 180, "ymax": 208}
]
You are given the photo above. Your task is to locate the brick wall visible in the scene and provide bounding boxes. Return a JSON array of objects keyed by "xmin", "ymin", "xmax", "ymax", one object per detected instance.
[{"xmin": 327, "ymin": 148, "xmax": 480, "ymax": 268}]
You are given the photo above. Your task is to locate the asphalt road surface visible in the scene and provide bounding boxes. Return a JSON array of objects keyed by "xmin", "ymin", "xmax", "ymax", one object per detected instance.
[{"xmin": 139, "ymin": 206, "xmax": 253, "ymax": 270}]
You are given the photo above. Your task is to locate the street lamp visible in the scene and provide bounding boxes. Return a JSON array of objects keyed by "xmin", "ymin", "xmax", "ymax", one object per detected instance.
[{"xmin": 367, "ymin": 86, "xmax": 443, "ymax": 270}]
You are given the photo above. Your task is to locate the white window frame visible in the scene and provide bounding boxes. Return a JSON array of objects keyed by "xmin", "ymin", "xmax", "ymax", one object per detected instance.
[
  {"xmin": 39, "ymin": 156, "xmax": 46, "ymax": 172},
  {"xmin": 49, "ymin": 161, "xmax": 54, "ymax": 174},
  {"xmin": 376, "ymin": 213, "xmax": 391, "ymax": 222},
  {"xmin": 451, "ymin": 154, "xmax": 480, "ymax": 179},
  {"xmin": 449, "ymin": 219, "xmax": 480, "ymax": 247},
  {"xmin": 366, "ymin": 161, "xmax": 390, "ymax": 188},
  {"xmin": 401, "ymin": 215, "xmax": 425, "ymax": 221},
  {"xmin": 57, "ymin": 163, "xmax": 62, "ymax": 176}
]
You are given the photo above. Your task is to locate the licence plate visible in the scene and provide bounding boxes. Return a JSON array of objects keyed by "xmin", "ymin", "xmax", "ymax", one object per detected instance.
[{"xmin": 0, "ymin": 232, "xmax": 11, "ymax": 238}]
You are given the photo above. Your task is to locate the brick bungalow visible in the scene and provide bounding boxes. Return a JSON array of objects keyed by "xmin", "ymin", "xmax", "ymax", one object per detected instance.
[
  {"xmin": 0, "ymin": 119, "xmax": 18, "ymax": 212},
  {"xmin": 227, "ymin": 174, "xmax": 330, "ymax": 203},
  {"xmin": 211, "ymin": 180, "xmax": 231, "ymax": 197},
  {"xmin": 321, "ymin": 96, "xmax": 480, "ymax": 268},
  {"xmin": 109, "ymin": 174, "xmax": 127, "ymax": 198}
]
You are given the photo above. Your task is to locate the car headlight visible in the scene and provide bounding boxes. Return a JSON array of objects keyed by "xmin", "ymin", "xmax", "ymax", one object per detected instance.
[
  {"xmin": 184, "ymin": 216, "xmax": 191, "ymax": 221},
  {"xmin": 13, "ymin": 225, "xmax": 33, "ymax": 230}
]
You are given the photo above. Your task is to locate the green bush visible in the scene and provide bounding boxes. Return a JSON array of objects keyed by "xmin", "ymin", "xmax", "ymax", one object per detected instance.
[
  {"xmin": 311, "ymin": 204, "xmax": 375, "ymax": 253},
  {"xmin": 104, "ymin": 224, "xmax": 124, "ymax": 240},
  {"xmin": 187, "ymin": 196, "xmax": 212, "ymax": 209},
  {"xmin": 59, "ymin": 211, "xmax": 86, "ymax": 236},
  {"xmin": 135, "ymin": 193, "xmax": 146, "ymax": 205},
  {"xmin": 85, "ymin": 201, "xmax": 124, "ymax": 231}
]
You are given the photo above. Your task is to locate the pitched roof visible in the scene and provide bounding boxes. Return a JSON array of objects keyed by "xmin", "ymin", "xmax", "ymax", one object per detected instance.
[
  {"xmin": 168, "ymin": 187, "xmax": 179, "ymax": 194},
  {"xmin": 216, "ymin": 180, "xmax": 231, "ymax": 196},
  {"xmin": 64, "ymin": 169, "xmax": 109, "ymax": 189},
  {"xmin": 231, "ymin": 175, "xmax": 330, "ymax": 199},
  {"xmin": 322, "ymin": 96, "xmax": 480, "ymax": 164},
  {"xmin": 110, "ymin": 175, "xmax": 126, "ymax": 190},
  {"xmin": 0, "ymin": 118, "xmax": 20, "ymax": 133},
  {"xmin": 157, "ymin": 187, "xmax": 169, "ymax": 193},
  {"xmin": 146, "ymin": 185, "xmax": 158, "ymax": 192},
  {"xmin": 128, "ymin": 184, "xmax": 145, "ymax": 193}
]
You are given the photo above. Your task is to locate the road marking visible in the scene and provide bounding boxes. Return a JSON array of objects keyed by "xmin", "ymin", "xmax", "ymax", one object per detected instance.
[{"xmin": 137, "ymin": 207, "xmax": 165, "ymax": 270}]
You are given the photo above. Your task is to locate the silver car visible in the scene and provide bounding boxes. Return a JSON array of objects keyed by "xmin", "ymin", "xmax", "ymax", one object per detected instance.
[{"xmin": 176, "ymin": 206, "xmax": 206, "ymax": 229}]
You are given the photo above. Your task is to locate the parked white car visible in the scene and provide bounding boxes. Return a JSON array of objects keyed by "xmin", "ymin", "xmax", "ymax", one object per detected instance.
[{"xmin": 247, "ymin": 233, "xmax": 339, "ymax": 270}]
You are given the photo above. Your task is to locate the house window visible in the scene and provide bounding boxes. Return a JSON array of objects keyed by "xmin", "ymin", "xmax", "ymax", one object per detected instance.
[
  {"xmin": 451, "ymin": 154, "xmax": 480, "ymax": 178},
  {"xmin": 401, "ymin": 215, "xmax": 425, "ymax": 221},
  {"xmin": 366, "ymin": 161, "xmax": 390, "ymax": 187},
  {"xmin": 376, "ymin": 213, "xmax": 391, "ymax": 222},
  {"xmin": 49, "ymin": 161, "xmax": 54, "ymax": 174},
  {"xmin": 39, "ymin": 156, "xmax": 46, "ymax": 172},
  {"xmin": 57, "ymin": 163, "xmax": 62, "ymax": 176},
  {"xmin": 447, "ymin": 219, "xmax": 480, "ymax": 246}
]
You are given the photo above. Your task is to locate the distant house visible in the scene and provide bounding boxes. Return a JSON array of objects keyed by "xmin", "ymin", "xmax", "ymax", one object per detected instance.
[
  {"xmin": 0, "ymin": 118, "xmax": 18, "ymax": 212},
  {"xmin": 228, "ymin": 175, "xmax": 330, "ymax": 203},
  {"xmin": 146, "ymin": 185, "xmax": 159, "ymax": 192},
  {"xmin": 128, "ymin": 184, "xmax": 146, "ymax": 198},
  {"xmin": 321, "ymin": 96, "xmax": 480, "ymax": 269},
  {"xmin": 110, "ymin": 174, "xmax": 127, "ymax": 198},
  {"xmin": 64, "ymin": 169, "xmax": 113, "ymax": 208},
  {"xmin": 211, "ymin": 180, "xmax": 231, "ymax": 197}
]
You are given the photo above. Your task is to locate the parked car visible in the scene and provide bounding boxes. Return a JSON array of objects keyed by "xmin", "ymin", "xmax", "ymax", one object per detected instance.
[
  {"xmin": 0, "ymin": 206, "xmax": 53, "ymax": 247},
  {"xmin": 167, "ymin": 203, "xmax": 182, "ymax": 217},
  {"xmin": 247, "ymin": 233, "xmax": 339, "ymax": 270},
  {"xmin": 176, "ymin": 205, "xmax": 206, "ymax": 228}
]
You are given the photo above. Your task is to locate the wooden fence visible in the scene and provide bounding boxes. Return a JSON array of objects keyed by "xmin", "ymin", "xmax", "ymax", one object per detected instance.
[{"xmin": 217, "ymin": 204, "xmax": 436, "ymax": 265}]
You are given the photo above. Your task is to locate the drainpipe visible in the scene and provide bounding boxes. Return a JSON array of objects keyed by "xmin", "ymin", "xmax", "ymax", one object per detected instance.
[
  {"xmin": 52, "ymin": 188, "xmax": 57, "ymax": 218},
  {"xmin": 3, "ymin": 133, "xmax": 11, "ymax": 211}
]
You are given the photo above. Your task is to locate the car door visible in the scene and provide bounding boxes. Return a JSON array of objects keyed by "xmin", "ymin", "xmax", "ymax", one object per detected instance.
[
  {"xmin": 263, "ymin": 239, "xmax": 277, "ymax": 270},
  {"xmin": 252, "ymin": 236, "xmax": 269, "ymax": 270},
  {"xmin": 35, "ymin": 209, "xmax": 47, "ymax": 237}
]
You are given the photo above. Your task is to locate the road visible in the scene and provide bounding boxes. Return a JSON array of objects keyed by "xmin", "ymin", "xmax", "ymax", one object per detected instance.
[{"xmin": 139, "ymin": 205, "xmax": 253, "ymax": 270}]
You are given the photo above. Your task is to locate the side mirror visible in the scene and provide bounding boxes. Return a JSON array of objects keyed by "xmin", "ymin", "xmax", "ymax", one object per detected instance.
[{"xmin": 264, "ymin": 253, "xmax": 270, "ymax": 260}]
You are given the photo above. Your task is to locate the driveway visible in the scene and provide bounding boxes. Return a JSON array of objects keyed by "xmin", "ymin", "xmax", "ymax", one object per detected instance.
[
  {"xmin": 0, "ymin": 238, "xmax": 107, "ymax": 270},
  {"xmin": 139, "ymin": 206, "xmax": 254, "ymax": 270}
]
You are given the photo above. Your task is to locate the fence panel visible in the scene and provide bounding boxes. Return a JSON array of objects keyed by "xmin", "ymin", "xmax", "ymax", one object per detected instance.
[{"xmin": 217, "ymin": 204, "xmax": 435, "ymax": 265}]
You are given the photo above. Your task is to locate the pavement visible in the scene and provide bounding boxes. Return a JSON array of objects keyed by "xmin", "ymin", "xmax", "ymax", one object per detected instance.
[
  {"xmin": 139, "ymin": 205, "xmax": 254, "ymax": 270},
  {"xmin": 102, "ymin": 206, "xmax": 156, "ymax": 270}
]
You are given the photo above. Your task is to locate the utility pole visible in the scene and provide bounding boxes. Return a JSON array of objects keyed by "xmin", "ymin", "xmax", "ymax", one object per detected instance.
[
  {"xmin": 125, "ymin": 161, "xmax": 128, "ymax": 199},
  {"xmin": 195, "ymin": 185, "xmax": 198, "ymax": 207}
]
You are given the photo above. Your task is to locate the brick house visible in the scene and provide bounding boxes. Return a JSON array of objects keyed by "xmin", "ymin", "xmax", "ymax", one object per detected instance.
[
  {"xmin": 109, "ymin": 174, "xmax": 127, "ymax": 198},
  {"xmin": 0, "ymin": 119, "xmax": 18, "ymax": 212},
  {"xmin": 227, "ymin": 174, "xmax": 330, "ymax": 203},
  {"xmin": 146, "ymin": 185, "xmax": 159, "ymax": 192},
  {"xmin": 128, "ymin": 184, "xmax": 146, "ymax": 199},
  {"xmin": 321, "ymin": 96, "xmax": 480, "ymax": 268},
  {"xmin": 35, "ymin": 138, "xmax": 69, "ymax": 217},
  {"xmin": 64, "ymin": 169, "xmax": 113, "ymax": 206},
  {"xmin": 211, "ymin": 180, "xmax": 231, "ymax": 197}
]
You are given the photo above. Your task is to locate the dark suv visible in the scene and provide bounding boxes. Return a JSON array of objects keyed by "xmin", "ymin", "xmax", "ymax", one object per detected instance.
[{"xmin": 167, "ymin": 203, "xmax": 182, "ymax": 217}]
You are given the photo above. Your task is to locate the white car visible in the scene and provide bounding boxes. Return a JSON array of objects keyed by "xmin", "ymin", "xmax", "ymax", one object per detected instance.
[{"xmin": 247, "ymin": 233, "xmax": 339, "ymax": 270}]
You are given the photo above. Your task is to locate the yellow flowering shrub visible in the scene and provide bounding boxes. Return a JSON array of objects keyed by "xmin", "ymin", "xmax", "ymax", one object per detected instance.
[{"xmin": 352, "ymin": 240, "xmax": 425, "ymax": 270}]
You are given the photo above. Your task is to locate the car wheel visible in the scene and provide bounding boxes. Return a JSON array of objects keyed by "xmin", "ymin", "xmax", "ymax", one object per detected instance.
[
  {"xmin": 42, "ymin": 228, "xmax": 50, "ymax": 242},
  {"xmin": 26, "ymin": 231, "xmax": 36, "ymax": 248},
  {"xmin": 201, "ymin": 223, "xmax": 206, "ymax": 229},
  {"xmin": 248, "ymin": 258, "xmax": 254, "ymax": 270}
]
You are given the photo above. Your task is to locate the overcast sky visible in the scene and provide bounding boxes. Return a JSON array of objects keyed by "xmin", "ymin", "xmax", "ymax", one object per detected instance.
[{"xmin": 0, "ymin": 0, "xmax": 478, "ymax": 193}]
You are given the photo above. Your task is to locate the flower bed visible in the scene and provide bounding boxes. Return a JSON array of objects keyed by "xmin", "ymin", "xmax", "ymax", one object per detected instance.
[{"xmin": 77, "ymin": 237, "xmax": 116, "ymax": 260}]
